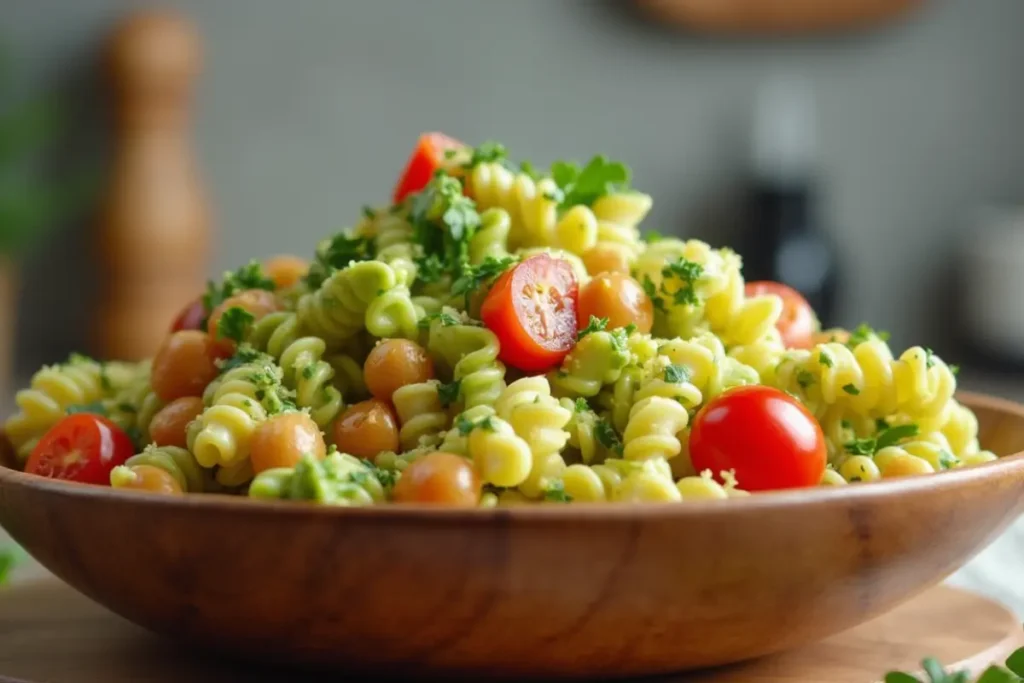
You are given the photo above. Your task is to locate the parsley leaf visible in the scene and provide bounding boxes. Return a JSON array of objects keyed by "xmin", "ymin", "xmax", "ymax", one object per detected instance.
[
  {"xmin": 923, "ymin": 347, "xmax": 936, "ymax": 369},
  {"xmin": 518, "ymin": 160, "xmax": 541, "ymax": 180},
  {"xmin": 663, "ymin": 257, "xmax": 703, "ymax": 307},
  {"xmin": 578, "ymin": 316, "xmax": 609, "ymax": 340},
  {"xmin": 876, "ymin": 424, "xmax": 919, "ymax": 449},
  {"xmin": 66, "ymin": 401, "xmax": 107, "ymax": 417},
  {"xmin": 643, "ymin": 230, "xmax": 662, "ymax": 243},
  {"xmin": 305, "ymin": 234, "xmax": 376, "ymax": 290},
  {"xmin": 361, "ymin": 206, "xmax": 376, "ymax": 220},
  {"xmin": 464, "ymin": 141, "xmax": 507, "ymax": 168},
  {"xmin": 847, "ymin": 323, "xmax": 891, "ymax": 347},
  {"xmin": 624, "ymin": 323, "xmax": 637, "ymax": 335},
  {"xmin": 819, "ymin": 350, "xmax": 834, "ymax": 367},
  {"xmin": 438, "ymin": 380, "xmax": 462, "ymax": 408},
  {"xmin": 594, "ymin": 418, "xmax": 624, "ymax": 456},
  {"xmin": 950, "ymin": 364, "xmax": 960, "ymax": 377},
  {"xmin": 550, "ymin": 155, "xmax": 630, "ymax": 209},
  {"xmin": 842, "ymin": 383, "xmax": 860, "ymax": 396},
  {"xmin": 796, "ymin": 369, "xmax": 815, "ymax": 389},
  {"xmin": 418, "ymin": 311, "xmax": 461, "ymax": 329},
  {"xmin": 664, "ymin": 364, "xmax": 690, "ymax": 384},
  {"xmin": 574, "ymin": 398, "xmax": 590, "ymax": 413},
  {"xmin": 203, "ymin": 261, "xmax": 276, "ymax": 315},
  {"xmin": 216, "ymin": 306, "xmax": 255, "ymax": 343},
  {"xmin": 450, "ymin": 256, "xmax": 515, "ymax": 306},
  {"xmin": 543, "ymin": 480, "xmax": 573, "ymax": 503}
]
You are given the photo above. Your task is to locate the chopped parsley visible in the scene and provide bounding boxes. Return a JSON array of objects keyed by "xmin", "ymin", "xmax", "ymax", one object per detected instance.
[
  {"xmin": 938, "ymin": 450, "xmax": 957, "ymax": 470},
  {"xmin": 418, "ymin": 311, "xmax": 461, "ymax": 329},
  {"xmin": 578, "ymin": 316, "xmax": 609, "ymax": 340},
  {"xmin": 216, "ymin": 306, "xmax": 255, "ymax": 343},
  {"xmin": 361, "ymin": 206, "xmax": 376, "ymax": 220},
  {"xmin": 463, "ymin": 141, "xmax": 507, "ymax": 168},
  {"xmin": 356, "ymin": 459, "xmax": 400, "ymax": 491},
  {"xmin": 551, "ymin": 155, "xmax": 630, "ymax": 210},
  {"xmin": 543, "ymin": 480, "xmax": 573, "ymax": 503},
  {"xmin": 923, "ymin": 347, "xmax": 935, "ymax": 369},
  {"xmin": 203, "ymin": 261, "xmax": 276, "ymax": 315},
  {"xmin": 518, "ymin": 160, "xmax": 541, "ymax": 180},
  {"xmin": 437, "ymin": 380, "xmax": 461, "ymax": 408},
  {"xmin": 623, "ymin": 323, "xmax": 638, "ymax": 335},
  {"xmin": 455, "ymin": 413, "xmax": 495, "ymax": 436},
  {"xmin": 644, "ymin": 257, "xmax": 704, "ymax": 312},
  {"xmin": 844, "ymin": 423, "xmax": 919, "ymax": 455},
  {"xmin": 796, "ymin": 369, "xmax": 815, "ymax": 389},
  {"xmin": 304, "ymin": 234, "xmax": 376, "ymax": 290},
  {"xmin": 301, "ymin": 365, "xmax": 315, "ymax": 380},
  {"xmin": 643, "ymin": 230, "xmax": 662, "ymax": 243},
  {"xmin": 450, "ymin": 255, "xmax": 516, "ymax": 307},
  {"xmin": 66, "ymin": 401, "xmax": 107, "ymax": 417},
  {"xmin": 842, "ymin": 383, "xmax": 860, "ymax": 396},
  {"xmin": 950, "ymin": 364, "xmax": 960, "ymax": 377},
  {"xmin": 594, "ymin": 418, "xmax": 624, "ymax": 456},
  {"xmin": 841, "ymin": 419, "xmax": 853, "ymax": 429},
  {"xmin": 819, "ymin": 350, "xmax": 834, "ymax": 367},
  {"xmin": 216, "ymin": 344, "xmax": 264, "ymax": 375},
  {"xmin": 574, "ymin": 398, "xmax": 590, "ymax": 413},
  {"xmin": 846, "ymin": 323, "xmax": 890, "ymax": 347},
  {"xmin": 664, "ymin": 364, "xmax": 690, "ymax": 384}
]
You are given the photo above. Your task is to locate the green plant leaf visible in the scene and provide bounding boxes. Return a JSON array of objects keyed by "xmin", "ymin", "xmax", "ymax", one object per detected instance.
[
  {"xmin": 1005, "ymin": 647, "xmax": 1024, "ymax": 676},
  {"xmin": 885, "ymin": 673, "xmax": 923, "ymax": 683}
]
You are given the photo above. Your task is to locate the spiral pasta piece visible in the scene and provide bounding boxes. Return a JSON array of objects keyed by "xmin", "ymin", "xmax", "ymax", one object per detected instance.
[
  {"xmin": 428, "ymin": 315, "xmax": 506, "ymax": 409},
  {"xmin": 297, "ymin": 260, "xmax": 398, "ymax": 348},
  {"xmin": 622, "ymin": 396, "xmax": 690, "ymax": 462},
  {"xmin": 249, "ymin": 452, "xmax": 386, "ymax": 505},
  {"xmin": 248, "ymin": 312, "xmax": 343, "ymax": 428},
  {"xmin": 493, "ymin": 377, "xmax": 572, "ymax": 498},
  {"xmin": 550, "ymin": 330, "xmax": 630, "ymax": 398},
  {"xmin": 111, "ymin": 445, "xmax": 208, "ymax": 493},
  {"xmin": 4, "ymin": 355, "xmax": 105, "ymax": 461},
  {"xmin": 392, "ymin": 380, "xmax": 450, "ymax": 451},
  {"xmin": 468, "ymin": 207, "xmax": 512, "ymax": 265}
]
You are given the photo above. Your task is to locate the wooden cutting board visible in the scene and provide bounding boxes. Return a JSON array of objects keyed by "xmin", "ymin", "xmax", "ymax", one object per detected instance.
[{"xmin": 0, "ymin": 580, "xmax": 1019, "ymax": 682}]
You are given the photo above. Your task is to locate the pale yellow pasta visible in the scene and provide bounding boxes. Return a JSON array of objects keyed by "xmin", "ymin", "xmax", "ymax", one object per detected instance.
[
  {"xmin": 392, "ymin": 380, "xmax": 450, "ymax": 451},
  {"xmin": 622, "ymin": 396, "xmax": 690, "ymax": 462}
]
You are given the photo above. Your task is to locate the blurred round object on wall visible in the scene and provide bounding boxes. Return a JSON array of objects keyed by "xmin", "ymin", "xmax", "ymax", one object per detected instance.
[
  {"xmin": 632, "ymin": 0, "xmax": 926, "ymax": 36},
  {"xmin": 960, "ymin": 206, "xmax": 1024, "ymax": 363}
]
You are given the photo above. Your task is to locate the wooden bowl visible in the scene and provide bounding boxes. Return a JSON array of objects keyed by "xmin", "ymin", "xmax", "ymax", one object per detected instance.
[{"xmin": 0, "ymin": 392, "xmax": 1021, "ymax": 680}]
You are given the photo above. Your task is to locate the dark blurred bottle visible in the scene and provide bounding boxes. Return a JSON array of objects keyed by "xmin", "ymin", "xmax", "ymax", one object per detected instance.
[{"xmin": 737, "ymin": 77, "xmax": 839, "ymax": 326}]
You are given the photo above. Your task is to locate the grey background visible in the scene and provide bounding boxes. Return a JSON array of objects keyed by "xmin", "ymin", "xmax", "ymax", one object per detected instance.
[{"xmin": 6, "ymin": 0, "xmax": 1024, "ymax": 368}]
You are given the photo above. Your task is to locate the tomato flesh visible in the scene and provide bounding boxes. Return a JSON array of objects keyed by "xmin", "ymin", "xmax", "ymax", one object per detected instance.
[
  {"xmin": 689, "ymin": 385, "xmax": 826, "ymax": 492},
  {"xmin": 481, "ymin": 255, "xmax": 578, "ymax": 373},
  {"xmin": 744, "ymin": 281, "xmax": 818, "ymax": 349},
  {"xmin": 170, "ymin": 297, "xmax": 205, "ymax": 333},
  {"xmin": 26, "ymin": 414, "xmax": 135, "ymax": 486},
  {"xmin": 393, "ymin": 132, "xmax": 466, "ymax": 205}
]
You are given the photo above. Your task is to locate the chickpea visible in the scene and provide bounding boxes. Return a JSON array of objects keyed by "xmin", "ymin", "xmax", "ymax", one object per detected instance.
[
  {"xmin": 206, "ymin": 289, "xmax": 280, "ymax": 352},
  {"xmin": 110, "ymin": 465, "xmax": 183, "ymax": 495},
  {"xmin": 577, "ymin": 272, "xmax": 654, "ymax": 334},
  {"xmin": 582, "ymin": 244, "xmax": 631, "ymax": 276},
  {"xmin": 392, "ymin": 452, "xmax": 481, "ymax": 506},
  {"xmin": 332, "ymin": 399, "xmax": 400, "ymax": 459},
  {"xmin": 364, "ymin": 339, "xmax": 435, "ymax": 403},
  {"xmin": 149, "ymin": 397, "xmax": 206, "ymax": 448},
  {"xmin": 250, "ymin": 412, "xmax": 326, "ymax": 474},
  {"xmin": 264, "ymin": 255, "xmax": 309, "ymax": 289},
  {"xmin": 151, "ymin": 331, "xmax": 222, "ymax": 402}
]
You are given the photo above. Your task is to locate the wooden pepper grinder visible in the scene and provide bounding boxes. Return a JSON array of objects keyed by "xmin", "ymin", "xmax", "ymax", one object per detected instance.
[{"xmin": 95, "ymin": 9, "xmax": 210, "ymax": 361}]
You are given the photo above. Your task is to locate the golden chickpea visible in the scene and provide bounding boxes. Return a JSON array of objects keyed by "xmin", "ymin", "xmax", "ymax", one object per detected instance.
[
  {"xmin": 392, "ymin": 452, "xmax": 481, "ymax": 506},
  {"xmin": 332, "ymin": 399, "xmax": 400, "ymax": 459},
  {"xmin": 880, "ymin": 453, "xmax": 935, "ymax": 478},
  {"xmin": 582, "ymin": 244, "xmax": 631, "ymax": 276},
  {"xmin": 264, "ymin": 255, "xmax": 309, "ymax": 289},
  {"xmin": 250, "ymin": 412, "xmax": 326, "ymax": 474},
  {"xmin": 151, "ymin": 331, "xmax": 222, "ymax": 402},
  {"xmin": 577, "ymin": 272, "xmax": 654, "ymax": 334},
  {"xmin": 110, "ymin": 465, "xmax": 183, "ymax": 495},
  {"xmin": 149, "ymin": 397, "xmax": 206, "ymax": 448},
  {"xmin": 364, "ymin": 339, "xmax": 435, "ymax": 403},
  {"xmin": 206, "ymin": 289, "xmax": 280, "ymax": 353}
]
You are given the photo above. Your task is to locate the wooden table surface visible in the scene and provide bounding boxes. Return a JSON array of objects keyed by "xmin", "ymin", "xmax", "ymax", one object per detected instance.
[{"xmin": 0, "ymin": 580, "xmax": 1020, "ymax": 682}]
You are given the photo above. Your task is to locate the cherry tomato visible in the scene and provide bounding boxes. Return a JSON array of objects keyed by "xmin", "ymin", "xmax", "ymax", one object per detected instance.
[
  {"xmin": 149, "ymin": 397, "xmax": 206, "ymax": 448},
  {"xmin": 393, "ymin": 132, "xmax": 466, "ymax": 205},
  {"xmin": 250, "ymin": 412, "xmax": 326, "ymax": 474},
  {"xmin": 206, "ymin": 289, "xmax": 280, "ymax": 355},
  {"xmin": 151, "ymin": 330, "xmax": 223, "ymax": 402},
  {"xmin": 332, "ymin": 399, "xmax": 400, "ymax": 459},
  {"xmin": 170, "ymin": 297, "xmax": 205, "ymax": 332},
  {"xmin": 689, "ymin": 385, "xmax": 826, "ymax": 492},
  {"xmin": 744, "ymin": 281, "xmax": 817, "ymax": 349},
  {"xmin": 577, "ymin": 271, "xmax": 653, "ymax": 334},
  {"xmin": 26, "ymin": 414, "xmax": 135, "ymax": 485},
  {"xmin": 480, "ymin": 254, "xmax": 578, "ymax": 372},
  {"xmin": 364, "ymin": 339, "xmax": 435, "ymax": 403},
  {"xmin": 392, "ymin": 452, "xmax": 481, "ymax": 506},
  {"xmin": 263, "ymin": 255, "xmax": 309, "ymax": 289}
]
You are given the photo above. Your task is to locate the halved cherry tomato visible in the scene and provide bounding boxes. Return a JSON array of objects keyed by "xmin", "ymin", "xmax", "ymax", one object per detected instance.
[
  {"xmin": 393, "ymin": 132, "xmax": 466, "ymax": 204},
  {"xmin": 744, "ymin": 281, "xmax": 817, "ymax": 349},
  {"xmin": 170, "ymin": 297, "xmax": 205, "ymax": 333},
  {"xmin": 26, "ymin": 414, "xmax": 135, "ymax": 486},
  {"xmin": 480, "ymin": 255, "xmax": 578, "ymax": 372},
  {"xmin": 689, "ymin": 385, "xmax": 826, "ymax": 492}
]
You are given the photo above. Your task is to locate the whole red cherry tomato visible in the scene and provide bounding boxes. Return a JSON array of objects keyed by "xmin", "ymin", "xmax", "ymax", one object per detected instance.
[
  {"xmin": 26, "ymin": 414, "xmax": 135, "ymax": 486},
  {"xmin": 689, "ymin": 385, "xmax": 826, "ymax": 492}
]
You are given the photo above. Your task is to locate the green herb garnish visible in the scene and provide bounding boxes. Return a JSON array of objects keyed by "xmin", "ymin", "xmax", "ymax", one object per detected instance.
[
  {"xmin": 578, "ymin": 316, "xmax": 609, "ymax": 340},
  {"xmin": 594, "ymin": 418, "xmax": 624, "ymax": 456},
  {"xmin": 842, "ymin": 383, "xmax": 860, "ymax": 396},
  {"xmin": 543, "ymin": 480, "xmax": 573, "ymax": 504},
  {"xmin": 438, "ymin": 380, "xmax": 461, "ymax": 408},
  {"xmin": 664, "ymin": 364, "xmax": 690, "ymax": 384},
  {"xmin": 551, "ymin": 155, "xmax": 630, "ymax": 210},
  {"xmin": 216, "ymin": 306, "xmax": 255, "ymax": 343},
  {"xmin": 203, "ymin": 261, "xmax": 276, "ymax": 315}
]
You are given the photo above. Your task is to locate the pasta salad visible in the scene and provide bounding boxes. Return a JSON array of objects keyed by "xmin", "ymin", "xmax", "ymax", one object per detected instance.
[{"xmin": 3, "ymin": 133, "xmax": 999, "ymax": 507}]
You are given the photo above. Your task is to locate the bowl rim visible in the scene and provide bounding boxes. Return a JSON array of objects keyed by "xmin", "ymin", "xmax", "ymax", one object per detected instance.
[{"xmin": 1, "ymin": 390, "xmax": 1022, "ymax": 523}]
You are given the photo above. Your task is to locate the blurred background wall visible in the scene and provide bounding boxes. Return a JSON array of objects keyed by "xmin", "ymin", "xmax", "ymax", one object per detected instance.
[{"xmin": 5, "ymin": 0, "xmax": 1024, "ymax": 375}]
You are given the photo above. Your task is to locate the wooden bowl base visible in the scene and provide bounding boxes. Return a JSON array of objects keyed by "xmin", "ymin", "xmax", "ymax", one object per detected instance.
[{"xmin": 0, "ymin": 580, "xmax": 1019, "ymax": 682}]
